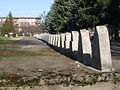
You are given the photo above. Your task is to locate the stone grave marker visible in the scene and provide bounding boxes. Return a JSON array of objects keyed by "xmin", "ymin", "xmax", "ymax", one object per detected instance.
[
  {"xmin": 91, "ymin": 26, "xmax": 112, "ymax": 72},
  {"xmin": 78, "ymin": 29, "xmax": 92, "ymax": 65}
]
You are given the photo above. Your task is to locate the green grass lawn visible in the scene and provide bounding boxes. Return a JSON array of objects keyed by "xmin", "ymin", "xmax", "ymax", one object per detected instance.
[
  {"xmin": 0, "ymin": 37, "xmax": 10, "ymax": 40},
  {"xmin": 0, "ymin": 37, "xmax": 13, "ymax": 45},
  {"xmin": 0, "ymin": 37, "xmax": 58, "ymax": 57},
  {"xmin": 0, "ymin": 37, "xmax": 17, "ymax": 49},
  {"xmin": 0, "ymin": 37, "xmax": 46, "ymax": 57}
]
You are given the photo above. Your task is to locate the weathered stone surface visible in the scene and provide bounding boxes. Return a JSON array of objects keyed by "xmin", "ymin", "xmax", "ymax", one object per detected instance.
[
  {"xmin": 16, "ymin": 34, "xmax": 18, "ymax": 37},
  {"xmin": 52, "ymin": 35, "xmax": 56, "ymax": 46},
  {"xmin": 91, "ymin": 26, "xmax": 112, "ymax": 72},
  {"xmin": 71, "ymin": 31, "xmax": 79, "ymax": 52},
  {"xmin": 9, "ymin": 32, "xmax": 14, "ymax": 37},
  {"xmin": 78, "ymin": 29, "xmax": 92, "ymax": 65},
  {"xmin": 57, "ymin": 34, "xmax": 61, "ymax": 47},
  {"xmin": 70, "ymin": 31, "xmax": 79, "ymax": 59},
  {"xmin": 54, "ymin": 35, "xmax": 58, "ymax": 46},
  {"xmin": 49, "ymin": 35, "xmax": 53, "ymax": 45},
  {"xmin": 60, "ymin": 34, "xmax": 66, "ymax": 48},
  {"xmin": 39, "ymin": 33, "xmax": 49, "ymax": 41},
  {"xmin": 5, "ymin": 34, "xmax": 8, "ymax": 37},
  {"xmin": 51, "ymin": 35, "xmax": 54, "ymax": 45},
  {"xmin": 46, "ymin": 33, "xmax": 50, "ymax": 42},
  {"xmin": 65, "ymin": 33, "xmax": 71, "ymax": 49},
  {"xmin": 48, "ymin": 34, "xmax": 51, "ymax": 44},
  {"xmin": 45, "ymin": 34, "xmax": 49, "ymax": 42}
]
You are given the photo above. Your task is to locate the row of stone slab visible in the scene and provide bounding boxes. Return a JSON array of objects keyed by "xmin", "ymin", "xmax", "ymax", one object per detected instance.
[{"xmin": 35, "ymin": 25, "xmax": 112, "ymax": 72}]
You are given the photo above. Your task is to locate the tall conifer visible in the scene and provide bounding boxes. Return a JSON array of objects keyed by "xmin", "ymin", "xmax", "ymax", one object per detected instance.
[{"xmin": 1, "ymin": 12, "xmax": 15, "ymax": 35}]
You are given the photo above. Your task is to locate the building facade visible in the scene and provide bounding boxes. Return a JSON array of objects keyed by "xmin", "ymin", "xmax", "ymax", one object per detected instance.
[{"xmin": 0, "ymin": 17, "xmax": 41, "ymax": 35}]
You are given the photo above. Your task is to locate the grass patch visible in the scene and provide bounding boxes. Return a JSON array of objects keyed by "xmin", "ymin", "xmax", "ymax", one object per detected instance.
[
  {"xmin": 0, "ymin": 48, "xmax": 59, "ymax": 58},
  {"xmin": 24, "ymin": 80, "xmax": 39, "ymax": 86},
  {"xmin": 0, "ymin": 37, "xmax": 59, "ymax": 57},
  {"xmin": 0, "ymin": 47, "xmax": 58, "ymax": 58},
  {"xmin": 0, "ymin": 72, "xmax": 120, "ymax": 87},
  {"xmin": 0, "ymin": 37, "xmax": 14, "ymax": 45},
  {"xmin": 0, "ymin": 37, "xmax": 20, "ymax": 49},
  {"xmin": 0, "ymin": 49, "xmax": 44, "ymax": 58},
  {"xmin": 0, "ymin": 74, "xmax": 39, "ymax": 87},
  {"xmin": 41, "ymin": 48, "xmax": 57, "ymax": 53},
  {"xmin": 0, "ymin": 37, "xmax": 10, "ymax": 40},
  {"xmin": 0, "ymin": 45, "xmax": 18, "ymax": 49},
  {"xmin": 0, "ymin": 40, "xmax": 13, "ymax": 45},
  {"xmin": 112, "ymin": 77, "xmax": 120, "ymax": 81},
  {"xmin": 0, "ymin": 37, "xmax": 28, "ymax": 57}
]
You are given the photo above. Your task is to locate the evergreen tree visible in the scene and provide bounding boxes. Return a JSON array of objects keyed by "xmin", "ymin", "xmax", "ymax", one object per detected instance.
[
  {"xmin": 44, "ymin": 0, "xmax": 115, "ymax": 33},
  {"xmin": 1, "ymin": 12, "xmax": 15, "ymax": 35},
  {"xmin": 45, "ymin": 0, "xmax": 69, "ymax": 33},
  {"xmin": 1, "ymin": 18, "xmax": 10, "ymax": 35},
  {"xmin": 108, "ymin": 0, "xmax": 120, "ymax": 40},
  {"xmin": 8, "ymin": 12, "xmax": 15, "ymax": 33}
]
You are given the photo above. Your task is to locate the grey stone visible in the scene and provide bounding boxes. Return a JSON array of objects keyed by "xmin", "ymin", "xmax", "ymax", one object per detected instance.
[
  {"xmin": 52, "ymin": 35, "xmax": 55, "ymax": 46},
  {"xmin": 55, "ymin": 35, "xmax": 59, "ymax": 46},
  {"xmin": 71, "ymin": 31, "xmax": 79, "ymax": 59},
  {"xmin": 57, "ymin": 34, "xmax": 61, "ymax": 47},
  {"xmin": 91, "ymin": 26, "xmax": 112, "ymax": 72},
  {"xmin": 60, "ymin": 34, "xmax": 65, "ymax": 48},
  {"xmin": 4, "ymin": 34, "xmax": 8, "ymax": 37},
  {"xmin": 50, "ymin": 35, "xmax": 54, "ymax": 45},
  {"xmin": 9, "ymin": 32, "xmax": 14, "ymax": 37},
  {"xmin": 71, "ymin": 31, "xmax": 79, "ymax": 51},
  {"xmin": 46, "ymin": 33, "xmax": 49, "ymax": 42},
  {"xmin": 77, "ymin": 29, "xmax": 92, "ymax": 65},
  {"xmin": 65, "ymin": 32, "xmax": 71, "ymax": 49},
  {"xmin": 30, "ymin": 33, "xmax": 32, "ymax": 37},
  {"xmin": 16, "ymin": 34, "xmax": 18, "ymax": 37},
  {"xmin": 22, "ymin": 33, "xmax": 25, "ymax": 37},
  {"xmin": 54, "ymin": 35, "xmax": 58, "ymax": 46},
  {"xmin": 48, "ymin": 34, "xmax": 51, "ymax": 44}
]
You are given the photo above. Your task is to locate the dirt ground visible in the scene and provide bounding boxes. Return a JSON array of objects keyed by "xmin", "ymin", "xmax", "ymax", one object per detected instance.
[
  {"xmin": 0, "ymin": 37, "xmax": 120, "ymax": 88},
  {"xmin": 0, "ymin": 37, "xmax": 97, "ymax": 76},
  {"xmin": 0, "ymin": 37, "xmax": 120, "ymax": 75}
]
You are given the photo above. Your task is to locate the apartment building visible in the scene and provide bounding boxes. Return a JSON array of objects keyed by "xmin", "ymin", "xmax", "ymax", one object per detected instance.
[{"xmin": 0, "ymin": 17, "xmax": 41, "ymax": 35}]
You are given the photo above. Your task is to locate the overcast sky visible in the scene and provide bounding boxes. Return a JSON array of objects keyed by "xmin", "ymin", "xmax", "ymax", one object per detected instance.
[{"xmin": 0, "ymin": 0, "xmax": 54, "ymax": 17}]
